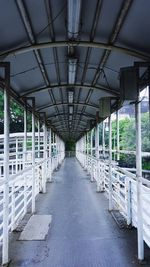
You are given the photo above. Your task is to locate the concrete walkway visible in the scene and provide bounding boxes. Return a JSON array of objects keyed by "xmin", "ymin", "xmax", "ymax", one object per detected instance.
[{"xmin": 9, "ymin": 158, "xmax": 149, "ymax": 267}]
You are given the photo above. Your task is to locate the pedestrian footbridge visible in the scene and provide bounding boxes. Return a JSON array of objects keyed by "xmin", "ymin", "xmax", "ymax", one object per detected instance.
[
  {"xmin": 2, "ymin": 155, "xmax": 150, "ymax": 267},
  {"xmin": 0, "ymin": 0, "xmax": 150, "ymax": 266}
]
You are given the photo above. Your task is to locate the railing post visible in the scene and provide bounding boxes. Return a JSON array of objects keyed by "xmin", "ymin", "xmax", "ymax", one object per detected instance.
[
  {"xmin": 11, "ymin": 183, "xmax": 15, "ymax": 231},
  {"xmin": 15, "ymin": 137, "xmax": 18, "ymax": 173},
  {"xmin": 135, "ymin": 86, "xmax": 144, "ymax": 261},
  {"xmin": 23, "ymin": 174, "xmax": 27, "ymax": 215},
  {"xmin": 108, "ymin": 115, "xmax": 113, "ymax": 211},
  {"xmin": 90, "ymin": 159, "xmax": 94, "ymax": 182},
  {"xmin": 126, "ymin": 178, "xmax": 132, "ymax": 226},
  {"xmin": 2, "ymin": 62, "xmax": 10, "ymax": 265}
]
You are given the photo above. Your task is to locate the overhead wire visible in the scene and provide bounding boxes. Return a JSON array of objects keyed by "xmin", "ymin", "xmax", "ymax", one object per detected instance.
[{"xmin": 9, "ymin": 2, "xmax": 67, "ymax": 54}]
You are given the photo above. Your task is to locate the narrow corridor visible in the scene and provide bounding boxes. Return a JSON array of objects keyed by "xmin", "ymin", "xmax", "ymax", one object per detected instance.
[{"xmin": 8, "ymin": 158, "xmax": 149, "ymax": 267}]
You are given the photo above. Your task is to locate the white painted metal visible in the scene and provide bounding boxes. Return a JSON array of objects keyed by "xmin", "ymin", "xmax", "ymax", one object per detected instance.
[
  {"xmin": 135, "ymin": 92, "xmax": 144, "ymax": 261},
  {"xmin": 38, "ymin": 119, "xmax": 40, "ymax": 158},
  {"xmin": 15, "ymin": 137, "xmax": 18, "ymax": 173},
  {"xmin": 32, "ymin": 104, "xmax": 36, "ymax": 213},
  {"xmin": 95, "ymin": 124, "xmax": 101, "ymax": 192},
  {"xmin": 0, "ymin": 129, "xmax": 65, "ymax": 264},
  {"xmin": 2, "ymin": 66, "xmax": 10, "ymax": 265},
  {"xmin": 76, "ymin": 125, "xmax": 150, "ymax": 263},
  {"xmin": 90, "ymin": 129, "xmax": 93, "ymax": 157},
  {"xmin": 48, "ymin": 128, "xmax": 52, "ymax": 182},
  {"xmin": 76, "ymin": 149, "xmax": 150, "ymax": 254},
  {"xmin": 43, "ymin": 119, "xmax": 47, "ymax": 193},
  {"xmin": 108, "ymin": 115, "xmax": 113, "ymax": 211},
  {"xmin": 116, "ymin": 110, "xmax": 120, "ymax": 161},
  {"xmin": 102, "ymin": 120, "xmax": 105, "ymax": 158},
  {"xmin": 23, "ymin": 105, "xmax": 27, "ymax": 168}
]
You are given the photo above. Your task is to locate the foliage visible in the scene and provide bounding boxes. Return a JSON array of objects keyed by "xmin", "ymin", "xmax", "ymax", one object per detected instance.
[
  {"xmin": 111, "ymin": 113, "xmax": 150, "ymax": 169},
  {"xmin": 0, "ymin": 90, "xmax": 34, "ymax": 133},
  {"xmin": 112, "ymin": 113, "xmax": 150, "ymax": 153},
  {"xmin": 65, "ymin": 139, "xmax": 75, "ymax": 151}
]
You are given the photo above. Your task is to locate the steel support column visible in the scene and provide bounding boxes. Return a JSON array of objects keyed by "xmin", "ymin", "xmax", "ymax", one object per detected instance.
[
  {"xmin": 95, "ymin": 124, "xmax": 100, "ymax": 192},
  {"xmin": 38, "ymin": 118, "xmax": 40, "ymax": 158},
  {"xmin": 23, "ymin": 103, "xmax": 27, "ymax": 167},
  {"xmin": 102, "ymin": 120, "xmax": 105, "ymax": 158},
  {"xmin": 23, "ymin": 103, "xmax": 27, "ymax": 215},
  {"xmin": 2, "ymin": 63, "xmax": 10, "ymax": 265},
  {"xmin": 95, "ymin": 124, "xmax": 99, "ymax": 159},
  {"xmin": 43, "ymin": 114, "xmax": 47, "ymax": 193},
  {"xmin": 116, "ymin": 110, "xmax": 120, "ymax": 161},
  {"xmin": 135, "ymin": 89, "xmax": 144, "ymax": 261},
  {"xmin": 31, "ymin": 99, "xmax": 36, "ymax": 213},
  {"xmin": 90, "ymin": 129, "xmax": 93, "ymax": 156},
  {"xmin": 108, "ymin": 115, "xmax": 113, "ymax": 211},
  {"xmin": 84, "ymin": 134, "xmax": 86, "ymax": 168},
  {"xmin": 48, "ymin": 127, "xmax": 52, "ymax": 182}
]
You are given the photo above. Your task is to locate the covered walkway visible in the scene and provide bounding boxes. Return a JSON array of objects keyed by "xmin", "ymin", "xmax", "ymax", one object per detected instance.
[
  {"xmin": 0, "ymin": 0, "xmax": 150, "ymax": 265},
  {"xmin": 8, "ymin": 158, "xmax": 149, "ymax": 267}
]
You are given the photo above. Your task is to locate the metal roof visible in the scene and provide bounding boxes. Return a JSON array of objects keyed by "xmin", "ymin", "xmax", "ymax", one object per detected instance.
[{"xmin": 0, "ymin": 0, "xmax": 150, "ymax": 141}]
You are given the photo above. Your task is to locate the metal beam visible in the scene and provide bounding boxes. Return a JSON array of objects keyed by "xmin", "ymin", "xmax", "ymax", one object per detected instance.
[
  {"xmin": 53, "ymin": 119, "xmax": 87, "ymax": 125},
  {"xmin": 16, "ymin": 0, "xmax": 65, "ymax": 130},
  {"xmin": 47, "ymin": 111, "xmax": 95, "ymax": 119},
  {"xmin": 44, "ymin": 0, "xmax": 64, "ymax": 105},
  {"xmin": 21, "ymin": 83, "xmax": 119, "ymax": 97},
  {"xmin": 56, "ymin": 124, "xmax": 86, "ymax": 130},
  {"xmin": 16, "ymin": 0, "xmax": 50, "ymax": 86},
  {"xmin": 92, "ymin": 0, "xmax": 133, "ymax": 85},
  {"xmin": 78, "ymin": 0, "xmax": 103, "ymax": 115},
  {"xmin": 1, "ymin": 41, "xmax": 149, "ymax": 61},
  {"xmin": 37, "ymin": 102, "xmax": 99, "ymax": 111}
]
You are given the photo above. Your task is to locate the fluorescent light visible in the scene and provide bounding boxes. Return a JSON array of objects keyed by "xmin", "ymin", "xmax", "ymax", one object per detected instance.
[
  {"xmin": 68, "ymin": 89, "xmax": 74, "ymax": 103},
  {"xmin": 69, "ymin": 105, "xmax": 73, "ymax": 114},
  {"xmin": 68, "ymin": 0, "xmax": 82, "ymax": 39},
  {"xmin": 68, "ymin": 58, "xmax": 77, "ymax": 84}
]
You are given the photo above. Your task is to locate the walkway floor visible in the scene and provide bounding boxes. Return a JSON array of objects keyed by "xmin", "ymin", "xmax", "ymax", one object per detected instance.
[{"xmin": 8, "ymin": 158, "xmax": 149, "ymax": 267}]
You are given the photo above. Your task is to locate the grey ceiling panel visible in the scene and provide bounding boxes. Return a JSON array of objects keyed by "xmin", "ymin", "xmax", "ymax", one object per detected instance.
[
  {"xmin": 0, "ymin": 0, "xmax": 149, "ymax": 140},
  {"xmin": 34, "ymin": 91, "xmax": 52, "ymax": 108},
  {"xmin": 94, "ymin": 0, "xmax": 124, "ymax": 43},
  {"xmin": 116, "ymin": 0, "xmax": 150, "ymax": 54},
  {"xmin": 24, "ymin": 0, "xmax": 50, "ymax": 43},
  {"xmin": 0, "ymin": 0, "xmax": 28, "ymax": 52}
]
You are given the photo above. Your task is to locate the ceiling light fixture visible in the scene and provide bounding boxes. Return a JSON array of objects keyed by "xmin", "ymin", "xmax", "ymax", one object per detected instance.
[
  {"xmin": 68, "ymin": 0, "xmax": 82, "ymax": 40},
  {"xmin": 69, "ymin": 105, "xmax": 74, "ymax": 114},
  {"xmin": 68, "ymin": 89, "xmax": 74, "ymax": 103},
  {"xmin": 68, "ymin": 58, "xmax": 77, "ymax": 84}
]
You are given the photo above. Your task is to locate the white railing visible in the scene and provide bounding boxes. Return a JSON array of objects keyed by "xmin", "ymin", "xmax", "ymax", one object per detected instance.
[
  {"xmin": 0, "ymin": 132, "xmax": 65, "ymax": 264},
  {"xmin": 76, "ymin": 151, "xmax": 150, "ymax": 253},
  {"xmin": 0, "ymin": 153, "xmax": 64, "ymax": 242},
  {"xmin": 0, "ymin": 132, "xmax": 45, "ymax": 178}
]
